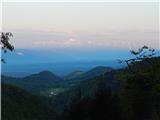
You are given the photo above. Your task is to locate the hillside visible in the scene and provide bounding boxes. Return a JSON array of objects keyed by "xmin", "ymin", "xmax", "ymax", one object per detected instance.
[
  {"xmin": 2, "ymin": 66, "xmax": 115, "ymax": 96},
  {"xmin": 64, "ymin": 66, "xmax": 113, "ymax": 81},
  {"xmin": 2, "ymin": 71, "xmax": 62, "ymax": 94},
  {"xmin": 1, "ymin": 66, "xmax": 118, "ymax": 113},
  {"xmin": 49, "ymin": 69, "xmax": 120, "ymax": 113},
  {"xmin": 1, "ymin": 83, "xmax": 57, "ymax": 120},
  {"xmin": 63, "ymin": 70, "xmax": 84, "ymax": 80}
]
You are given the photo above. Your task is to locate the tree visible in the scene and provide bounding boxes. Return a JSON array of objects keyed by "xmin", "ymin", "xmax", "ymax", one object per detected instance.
[
  {"xmin": 117, "ymin": 46, "xmax": 160, "ymax": 120},
  {"xmin": 0, "ymin": 32, "xmax": 14, "ymax": 63},
  {"xmin": 118, "ymin": 45, "xmax": 158, "ymax": 71}
]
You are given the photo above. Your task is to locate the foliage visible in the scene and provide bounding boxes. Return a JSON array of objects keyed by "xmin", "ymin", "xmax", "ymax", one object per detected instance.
[
  {"xmin": 59, "ymin": 84, "xmax": 123, "ymax": 120},
  {"xmin": 0, "ymin": 32, "xmax": 14, "ymax": 63},
  {"xmin": 117, "ymin": 45, "xmax": 158, "ymax": 71},
  {"xmin": 117, "ymin": 46, "xmax": 160, "ymax": 120}
]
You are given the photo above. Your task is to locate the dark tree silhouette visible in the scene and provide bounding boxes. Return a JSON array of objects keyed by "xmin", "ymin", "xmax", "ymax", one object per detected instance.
[
  {"xmin": 0, "ymin": 32, "xmax": 14, "ymax": 63},
  {"xmin": 117, "ymin": 46, "xmax": 160, "ymax": 120},
  {"xmin": 118, "ymin": 45, "xmax": 158, "ymax": 71}
]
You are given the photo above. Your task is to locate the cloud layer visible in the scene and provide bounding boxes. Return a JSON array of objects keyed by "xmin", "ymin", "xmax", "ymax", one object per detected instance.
[{"xmin": 10, "ymin": 30, "xmax": 159, "ymax": 50}]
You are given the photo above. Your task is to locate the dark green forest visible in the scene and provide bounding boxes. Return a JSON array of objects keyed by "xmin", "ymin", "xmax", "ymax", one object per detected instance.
[
  {"xmin": 58, "ymin": 56, "xmax": 160, "ymax": 120},
  {"xmin": 1, "ymin": 83, "xmax": 57, "ymax": 120},
  {"xmin": 1, "ymin": 45, "xmax": 160, "ymax": 120}
]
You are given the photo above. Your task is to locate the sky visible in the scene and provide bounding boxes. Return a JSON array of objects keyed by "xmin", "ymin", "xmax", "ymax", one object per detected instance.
[
  {"xmin": 2, "ymin": 0, "xmax": 159, "ymax": 2},
  {"xmin": 1, "ymin": 1, "xmax": 159, "ymax": 76},
  {"xmin": 2, "ymin": 2, "xmax": 159, "ymax": 50}
]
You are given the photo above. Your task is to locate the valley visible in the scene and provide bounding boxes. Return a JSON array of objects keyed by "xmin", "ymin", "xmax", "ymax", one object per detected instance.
[{"xmin": 2, "ymin": 57, "xmax": 160, "ymax": 120}]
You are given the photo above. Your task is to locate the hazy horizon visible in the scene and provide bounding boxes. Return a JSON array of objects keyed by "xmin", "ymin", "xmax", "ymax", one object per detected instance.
[
  {"xmin": 3, "ymin": 2, "xmax": 159, "ymax": 50},
  {"xmin": 2, "ymin": 2, "xmax": 159, "ymax": 77}
]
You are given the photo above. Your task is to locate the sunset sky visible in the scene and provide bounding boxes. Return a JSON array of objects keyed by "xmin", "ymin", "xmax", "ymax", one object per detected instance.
[
  {"xmin": 2, "ymin": 2, "xmax": 159, "ymax": 50},
  {"xmin": 1, "ymin": 1, "xmax": 159, "ymax": 76}
]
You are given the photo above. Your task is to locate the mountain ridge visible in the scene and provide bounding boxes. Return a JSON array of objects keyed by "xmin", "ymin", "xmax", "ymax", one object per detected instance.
[
  {"xmin": 1, "ymin": 66, "xmax": 115, "ymax": 96},
  {"xmin": 64, "ymin": 66, "xmax": 113, "ymax": 81}
]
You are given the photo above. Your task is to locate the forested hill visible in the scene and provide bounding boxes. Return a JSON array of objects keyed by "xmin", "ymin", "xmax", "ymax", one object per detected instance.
[
  {"xmin": 1, "ymin": 70, "xmax": 62, "ymax": 94},
  {"xmin": 1, "ymin": 83, "xmax": 57, "ymax": 120},
  {"xmin": 1, "ymin": 66, "xmax": 115, "ymax": 95},
  {"xmin": 63, "ymin": 66, "xmax": 113, "ymax": 81}
]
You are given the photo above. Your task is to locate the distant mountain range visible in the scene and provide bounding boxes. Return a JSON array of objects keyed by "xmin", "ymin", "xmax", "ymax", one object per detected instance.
[
  {"xmin": 2, "ymin": 66, "xmax": 116, "ymax": 95},
  {"xmin": 64, "ymin": 66, "xmax": 113, "ymax": 81},
  {"xmin": 2, "ymin": 49, "xmax": 128, "ymax": 77},
  {"xmin": 23, "ymin": 71, "xmax": 62, "ymax": 83},
  {"xmin": 2, "ymin": 66, "xmax": 120, "ymax": 112},
  {"xmin": 2, "ymin": 49, "xmax": 131, "ymax": 64},
  {"xmin": 2, "ymin": 57, "xmax": 160, "ymax": 119}
]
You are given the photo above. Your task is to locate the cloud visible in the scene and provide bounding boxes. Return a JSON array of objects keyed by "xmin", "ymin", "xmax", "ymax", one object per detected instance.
[
  {"xmin": 32, "ymin": 30, "xmax": 159, "ymax": 49},
  {"xmin": 11, "ymin": 29, "xmax": 159, "ymax": 50},
  {"xmin": 16, "ymin": 52, "xmax": 24, "ymax": 56}
]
